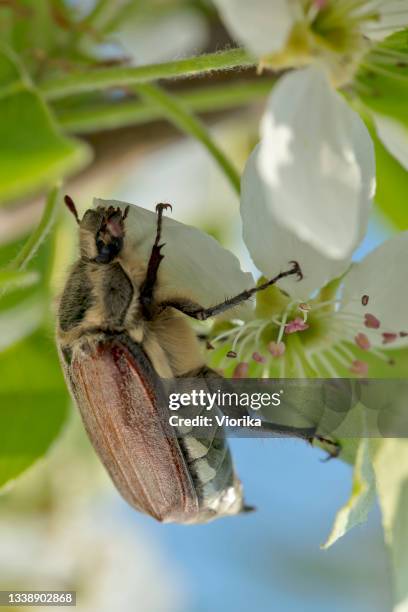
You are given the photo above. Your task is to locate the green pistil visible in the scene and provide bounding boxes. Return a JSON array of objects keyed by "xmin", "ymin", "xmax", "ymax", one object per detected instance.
[
  {"xmin": 295, "ymin": 313, "xmax": 333, "ymax": 350},
  {"xmin": 255, "ymin": 282, "xmax": 291, "ymax": 319}
]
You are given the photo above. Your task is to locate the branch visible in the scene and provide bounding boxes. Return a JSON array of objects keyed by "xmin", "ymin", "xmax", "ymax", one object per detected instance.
[
  {"xmin": 56, "ymin": 79, "xmax": 275, "ymax": 134},
  {"xmin": 136, "ymin": 83, "xmax": 241, "ymax": 194},
  {"xmin": 40, "ymin": 48, "xmax": 255, "ymax": 100}
]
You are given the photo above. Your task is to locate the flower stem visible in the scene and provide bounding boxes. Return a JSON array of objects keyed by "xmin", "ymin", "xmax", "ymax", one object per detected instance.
[
  {"xmin": 56, "ymin": 79, "xmax": 275, "ymax": 134},
  {"xmin": 136, "ymin": 83, "xmax": 241, "ymax": 194},
  {"xmin": 40, "ymin": 48, "xmax": 255, "ymax": 100}
]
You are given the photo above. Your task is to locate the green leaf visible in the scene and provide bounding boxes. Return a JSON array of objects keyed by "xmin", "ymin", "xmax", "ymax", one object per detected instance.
[
  {"xmin": 356, "ymin": 30, "xmax": 408, "ymax": 129},
  {"xmin": 0, "ymin": 330, "xmax": 69, "ymax": 489},
  {"xmin": 0, "ymin": 268, "xmax": 39, "ymax": 290},
  {"xmin": 9, "ymin": 185, "xmax": 60, "ymax": 270},
  {"xmin": 4, "ymin": 1, "xmax": 58, "ymax": 73},
  {"xmin": 355, "ymin": 31, "xmax": 408, "ymax": 229},
  {"xmin": 372, "ymin": 439, "xmax": 408, "ymax": 612},
  {"xmin": 0, "ymin": 44, "xmax": 91, "ymax": 205},
  {"xmin": 372, "ymin": 128, "xmax": 408, "ymax": 230},
  {"xmin": 0, "ymin": 188, "xmax": 61, "ymax": 349},
  {"xmin": 354, "ymin": 104, "xmax": 408, "ymax": 230},
  {"xmin": 4, "ymin": 0, "xmax": 94, "ymax": 75},
  {"xmin": 323, "ymin": 437, "xmax": 376, "ymax": 549}
]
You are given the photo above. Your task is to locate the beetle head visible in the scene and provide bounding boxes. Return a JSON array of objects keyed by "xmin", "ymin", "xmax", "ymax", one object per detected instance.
[
  {"xmin": 64, "ymin": 196, "xmax": 129, "ymax": 263},
  {"xmin": 82, "ymin": 206, "xmax": 129, "ymax": 263}
]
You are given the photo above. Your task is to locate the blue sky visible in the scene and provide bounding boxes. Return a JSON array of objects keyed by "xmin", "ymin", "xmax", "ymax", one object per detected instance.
[{"xmin": 121, "ymin": 437, "xmax": 391, "ymax": 612}]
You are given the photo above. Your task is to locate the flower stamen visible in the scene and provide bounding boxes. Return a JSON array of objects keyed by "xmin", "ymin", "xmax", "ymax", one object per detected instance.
[
  {"xmin": 382, "ymin": 332, "xmax": 398, "ymax": 345},
  {"xmin": 364, "ymin": 313, "xmax": 381, "ymax": 329},
  {"xmin": 355, "ymin": 332, "xmax": 371, "ymax": 350},
  {"xmin": 285, "ymin": 317, "xmax": 310, "ymax": 334},
  {"xmin": 350, "ymin": 359, "xmax": 369, "ymax": 376},
  {"xmin": 276, "ymin": 310, "xmax": 289, "ymax": 344},
  {"xmin": 232, "ymin": 362, "xmax": 249, "ymax": 379},
  {"xmin": 268, "ymin": 341, "xmax": 286, "ymax": 358}
]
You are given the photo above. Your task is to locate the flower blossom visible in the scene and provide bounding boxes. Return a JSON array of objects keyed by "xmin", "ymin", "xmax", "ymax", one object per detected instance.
[{"xmin": 212, "ymin": 0, "xmax": 408, "ymax": 256}]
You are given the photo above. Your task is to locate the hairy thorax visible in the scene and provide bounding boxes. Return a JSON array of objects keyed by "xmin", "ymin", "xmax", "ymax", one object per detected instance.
[{"xmin": 57, "ymin": 253, "xmax": 204, "ymax": 378}]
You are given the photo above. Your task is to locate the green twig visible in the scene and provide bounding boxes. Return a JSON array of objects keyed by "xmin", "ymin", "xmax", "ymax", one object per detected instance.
[
  {"xmin": 67, "ymin": 0, "xmax": 111, "ymax": 47},
  {"xmin": 56, "ymin": 79, "xmax": 275, "ymax": 134},
  {"xmin": 100, "ymin": 0, "xmax": 142, "ymax": 34},
  {"xmin": 136, "ymin": 82, "xmax": 241, "ymax": 194},
  {"xmin": 10, "ymin": 185, "xmax": 61, "ymax": 270},
  {"xmin": 40, "ymin": 48, "xmax": 255, "ymax": 100},
  {"xmin": 80, "ymin": 0, "xmax": 111, "ymax": 27}
]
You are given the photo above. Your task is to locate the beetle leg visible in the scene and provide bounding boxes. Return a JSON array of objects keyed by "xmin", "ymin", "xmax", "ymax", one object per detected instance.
[
  {"xmin": 310, "ymin": 435, "xmax": 341, "ymax": 461},
  {"xmin": 140, "ymin": 203, "xmax": 172, "ymax": 317},
  {"xmin": 157, "ymin": 261, "xmax": 302, "ymax": 320},
  {"xmin": 179, "ymin": 365, "xmax": 341, "ymax": 455}
]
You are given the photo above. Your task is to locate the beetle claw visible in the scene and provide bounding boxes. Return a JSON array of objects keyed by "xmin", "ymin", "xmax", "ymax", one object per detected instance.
[
  {"xmin": 289, "ymin": 260, "xmax": 303, "ymax": 281},
  {"xmin": 314, "ymin": 435, "xmax": 341, "ymax": 461},
  {"xmin": 156, "ymin": 202, "xmax": 173, "ymax": 214}
]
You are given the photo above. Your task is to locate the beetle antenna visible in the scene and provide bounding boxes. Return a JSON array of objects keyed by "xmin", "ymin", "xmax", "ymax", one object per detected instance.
[{"xmin": 64, "ymin": 194, "xmax": 80, "ymax": 224}]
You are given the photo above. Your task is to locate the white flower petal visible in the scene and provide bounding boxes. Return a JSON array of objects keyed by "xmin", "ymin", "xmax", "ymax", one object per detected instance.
[
  {"xmin": 94, "ymin": 198, "xmax": 254, "ymax": 313},
  {"xmin": 212, "ymin": 0, "xmax": 293, "ymax": 56},
  {"xmin": 241, "ymin": 147, "xmax": 352, "ymax": 299},
  {"xmin": 374, "ymin": 113, "xmax": 408, "ymax": 170},
  {"xmin": 257, "ymin": 67, "xmax": 375, "ymax": 260},
  {"xmin": 363, "ymin": 1, "xmax": 408, "ymax": 41},
  {"xmin": 342, "ymin": 232, "xmax": 408, "ymax": 348}
]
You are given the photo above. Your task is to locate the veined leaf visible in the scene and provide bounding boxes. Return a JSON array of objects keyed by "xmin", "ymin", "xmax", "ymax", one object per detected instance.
[
  {"xmin": 371, "ymin": 126, "xmax": 408, "ymax": 230},
  {"xmin": 0, "ymin": 45, "xmax": 91, "ymax": 205},
  {"xmin": 0, "ymin": 188, "xmax": 61, "ymax": 350},
  {"xmin": 323, "ymin": 437, "xmax": 376, "ymax": 549},
  {"xmin": 356, "ymin": 30, "xmax": 408, "ymax": 129},
  {"xmin": 373, "ymin": 439, "xmax": 408, "ymax": 612},
  {"xmin": 355, "ymin": 31, "xmax": 408, "ymax": 229},
  {"xmin": 0, "ymin": 330, "xmax": 69, "ymax": 490}
]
